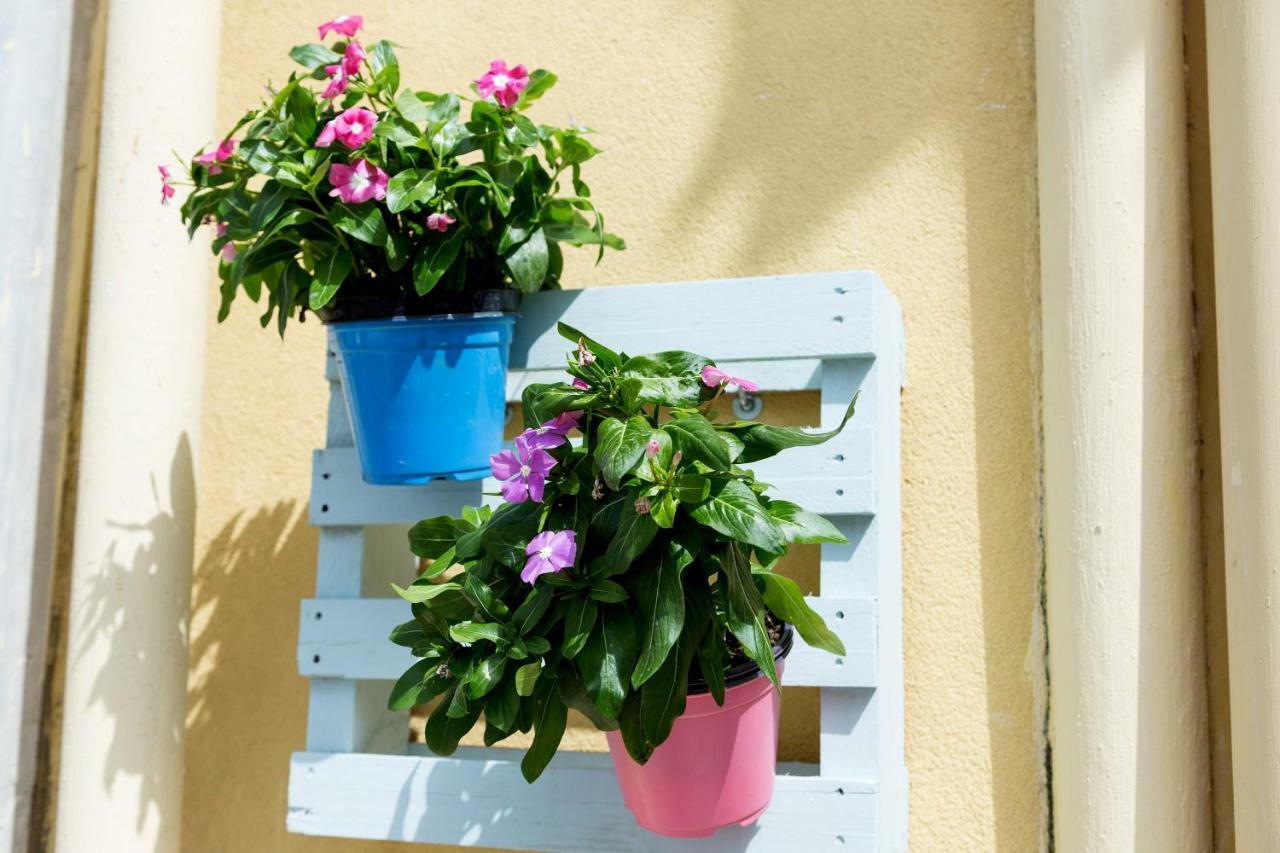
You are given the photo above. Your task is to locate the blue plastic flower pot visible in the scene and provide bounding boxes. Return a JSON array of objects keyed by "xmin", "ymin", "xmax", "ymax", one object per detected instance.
[{"xmin": 330, "ymin": 313, "xmax": 517, "ymax": 484}]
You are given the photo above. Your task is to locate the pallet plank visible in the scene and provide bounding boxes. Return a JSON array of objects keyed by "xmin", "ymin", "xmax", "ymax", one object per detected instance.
[
  {"xmin": 289, "ymin": 750, "xmax": 877, "ymax": 851},
  {"xmin": 298, "ymin": 597, "xmax": 876, "ymax": 689}
]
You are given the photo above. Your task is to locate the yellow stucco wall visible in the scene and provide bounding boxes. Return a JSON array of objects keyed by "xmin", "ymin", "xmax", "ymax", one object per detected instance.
[{"xmin": 183, "ymin": 1, "xmax": 1045, "ymax": 850}]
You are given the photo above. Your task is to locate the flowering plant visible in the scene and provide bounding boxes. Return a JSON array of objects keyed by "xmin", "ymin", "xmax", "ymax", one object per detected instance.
[
  {"xmin": 388, "ymin": 325, "xmax": 856, "ymax": 781},
  {"xmin": 166, "ymin": 15, "xmax": 622, "ymax": 334}
]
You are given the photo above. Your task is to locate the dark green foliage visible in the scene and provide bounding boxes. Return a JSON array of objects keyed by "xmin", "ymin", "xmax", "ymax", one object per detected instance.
[{"xmin": 388, "ymin": 328, "xmax": 854, "ymax": 780}]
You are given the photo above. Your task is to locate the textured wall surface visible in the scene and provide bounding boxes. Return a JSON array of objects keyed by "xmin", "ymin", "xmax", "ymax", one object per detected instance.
[{"xmin": 182, "ymin": 1, "xmax": 1045, "ymax": 850}]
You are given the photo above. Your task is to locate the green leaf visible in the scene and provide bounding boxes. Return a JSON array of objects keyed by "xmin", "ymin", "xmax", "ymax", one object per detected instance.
[
  {"xmin": 521, "ymin": 383, "xmax": 596, "ymax": 426},
  {"xmin": 596, "ymin": 416, "xmax": 653, "ymax": 490},
  {"xmin": 497, "ymin": 216, "xmax": 536, "ymax": 255},
  {"xmin": 389, "ymin": 619, "xmax": 429, "ymax": 648},
  {"xmin": 638, "ymin": 635, "xmax": 688, "ymax": 746},
  {"xmin": 424, "ymin": 684, "xmax": 481, "ymax": 756},
  {"xmin": 758, "ymin": 571, "xmax": 846, "ymax": 656},
  {"xmin": 463, "ymin": 573, "xmax": 510, "ymax": 621},
  {"xmin": 408, "ymin": 517, "xmax": 463, "ymax": 559},
  {"xmin": 330, "ymin": 202, "xmax": 387, "ymax": 244},
  {"xmin": 248, "ymin": 180, "xmax": 292, "ymax": 231},
  {"xmin": 504, "ymin": 227, "xmax": 548, "ymax": 293},
  {"xmin": 663, "ymin": 415, "xmax": 731, "ymax": 470},
  {"xmin": 518, "ymin": 70, "xmax": 558, "ymax": 108},
  {"xmin": 388, "ymin": 659, "xmax": 434, "ymax": 710},
  {"xmin": 369, "ymin": 39, "xmax": 400, "ymax": 93},
  {"xmin": 387, "ymin": 169, "xmax": 436, "ymax": 214},
  {"xmin": 630, "ymin": 549, "xmax": 687, "ymax": 688},
  {"xmin": 286, "ymin": 83, "xmax": 318, "ymax": 142},
  {"xmin": 391, "ymin": 580, "xmax": 461, "ymax": 604},
  {"xmin": 696, "ymin": 620, "xmax": 727, "ymax": 705},
  {"xmin": 308, "ymin": 251, "xmax": 352, "ymax": 310},
  {"xmin": 562, "ymin": 596, "xmax": 597, "ymax": 660},
  {"xmin": 520, "ymin": 683, "xmax": 568, "ymax": 782},
  {"xmin": 766, "ymin": 500, "xmax": 847, "ymax": 544},
  {"xmin": 560, "ymin": 131, "xmax": 600, "ymax": 165},
  {"xmin": 450, "ymin": 622, "xmax": 505, "ymax": 645},
  {"xmin": 725, "ymin": 393, "xmax": 859, "ymax": 463},
  {"xmin": 288, "ymin": 43, "xmax": 341, "ymax": 71},
  {"xmin": 515, "ymin": 660, "xmax": 542, "ymax": 696},
  {"xmin": 465, "ymin": 654, "xmax": 508, "ymax": 699},
  {"xmin": 721, "ymin": 543, "xmax": 778, "ymax": 687},
  {"xmin": 485, "ymin": 673, "xmax": 521, "ymax": 730},
  {"xmin": 412, "ymin": 234, "xmax": 462, "ymax": 295},
  {"xmin": 556, "ymin": 322, "xmax": 622, "ymax": 368},
  {"xmin": 394, "ymin": 88, "xmax": 436, "ymax": 122},
  {"xmin": 427, "ymin": 92, "xmax": 460, "ymax": 125},
  {"xmin": 650, "ymin": 491, "xmax": 678, "ymax": 529},
  {"xmin": 603, "ymin": 502, "xmax": 658, "ymax": 573},
  {"xmin": 512, "ymin": 586, "xmax": 553, "ymax": 636},
  {"xmin": 688, "ymin": 479, "xmax": 786, "ymax": 552},
  {"xmin": 588, "ymin": 579, "xmax": 629, "ymax": 603},
  {"xmin": 577, "ymin": 607, "xmax": 637, "ymax": 720},
  {"xmin": 672, "ymin": 473, "xmax": 712, "ymax": 503}
]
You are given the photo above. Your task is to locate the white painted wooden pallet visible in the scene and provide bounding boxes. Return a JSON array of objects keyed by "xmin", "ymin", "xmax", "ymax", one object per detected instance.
[{"xmin": 288, "ymin": 272, "xmax": 908, "ymax": 851}]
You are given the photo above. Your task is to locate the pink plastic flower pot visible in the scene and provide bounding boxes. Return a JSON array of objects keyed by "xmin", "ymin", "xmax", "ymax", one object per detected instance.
[{"xmin": 605, "ymin": 636, "xmax": 791, "ymax": 838}]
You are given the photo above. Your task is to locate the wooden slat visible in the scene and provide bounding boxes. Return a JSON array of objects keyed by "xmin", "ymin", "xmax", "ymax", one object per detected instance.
[
  {"xmin": 310, "ymin": 435, "xmax": 875, "ymax": 527},
  {"xmin": 289, "ymin": 749, "xmax": 876, "ymax": 851},
  {"xmin": 510, "ymin": 273, "xmax": 879, "ymax": 367},
  {"xmin": 507, "ymin": 357, "xmax": 824, "ymax": 401},
  {"xmin": 297, "ymin": 597, "xmax": 876, "ymax": 689}
]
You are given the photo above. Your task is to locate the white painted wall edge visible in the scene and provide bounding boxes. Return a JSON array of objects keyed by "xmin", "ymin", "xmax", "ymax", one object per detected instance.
[
  {"xmin": 0, "ymin": 4, "xmax": 80, "ymax": 851},
  {"xmin": 1036, "ymin": 0, "xmax": 1211, "ymax": 848},
  {"xmin": 53, "ymin": 1, "xmax": 221, "ymax": 851},
  {"xmin": 1202, "ymin": 0, "xmax": 1280, "ymax": 847}
]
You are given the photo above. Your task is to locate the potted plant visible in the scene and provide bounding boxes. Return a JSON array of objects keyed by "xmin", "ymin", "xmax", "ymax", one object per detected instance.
[
  {"xmin": 388, "ymin": 324, "xmax": 855, "ymax": 838},
  {"xmin": 164, "ymin": 15, "xmax": 622, "ymax": 484}
]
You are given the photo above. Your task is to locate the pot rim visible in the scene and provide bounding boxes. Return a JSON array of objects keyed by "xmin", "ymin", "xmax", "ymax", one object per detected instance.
[
  {"xmin": 313, "ymin": 287, "xmax": 521, "ymax": 324},
  {"xmin": 686, "ymin": 623, "xmax": 793, "ymax": 695}
]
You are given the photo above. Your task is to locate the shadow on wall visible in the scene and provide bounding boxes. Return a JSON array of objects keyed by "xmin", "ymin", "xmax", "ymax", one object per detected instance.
[
  {"xmin": 69, "ymin": 436, "xmax": 196, "ymax": 842},
  {"xmin": 180, "ymin": 504, "xmax": 428, "ymax": 853}
]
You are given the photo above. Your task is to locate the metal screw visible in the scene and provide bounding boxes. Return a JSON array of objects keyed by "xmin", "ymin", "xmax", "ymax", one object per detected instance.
[{"xmin": 732, "ymin": 389, "xmax": 763, "ymax": 419}]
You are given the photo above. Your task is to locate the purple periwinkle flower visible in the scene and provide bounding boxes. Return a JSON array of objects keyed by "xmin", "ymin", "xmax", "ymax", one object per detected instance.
[
  {"xmin": 520, "ymin": 411, "xmax": 581, "ymax": 451},
  {"xmin": 522, "ymin": 529, "xmax": 576, "ymax": 583},
  {"xmin": 490, "ymin": 439, "xmax": 556, "ymax": 503}
]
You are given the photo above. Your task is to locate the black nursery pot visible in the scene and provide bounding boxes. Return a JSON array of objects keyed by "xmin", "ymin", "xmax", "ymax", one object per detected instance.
[{"xmin": 316, "ymin": 287, "xmax": 521, "ymax": 485}]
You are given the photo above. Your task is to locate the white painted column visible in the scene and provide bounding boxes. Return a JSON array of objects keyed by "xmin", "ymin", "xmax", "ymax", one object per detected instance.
[
  {"xmin": 1036, "ymin": 0, "xmax": 1211, "ymax": 849},
  {"xmin": 54, "ymin": 1, "xmax": 220, "ymax": 851},
  {"xmin": 1202, "ymin": 1, "xmax": 1280, "ymax": 847}
]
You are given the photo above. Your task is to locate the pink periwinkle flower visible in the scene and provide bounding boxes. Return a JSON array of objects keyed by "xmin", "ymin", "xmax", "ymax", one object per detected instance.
[
  {"xmin": 520, "ymin": 412, "xmax": 580, "ymax": 452},
  {"xmin": 475, "ymin": 60, "xmax": 529, "ymax": 109},
  {"xmin": 194, "ymin": 138, "xmax": 236, "ymax": 174},
  {"xmin": 322, "ymin": 65, "xmax": 350, "ymax": 99},
  {"xmin": 342, "ymin": 40, "xmax": 366, "ymax": 76},
  {"xmin": 158, "ymin": 165, "xmax": 174, "ymax": 205},
  {"xmin": 317, "ymin": 14, "xmax": 363, "ymax": 39},
  {"xmin": 214, "ymin": 221, "xmax": 237, "ymax": 262},
  {"xmin": 490, "ymin": 439, "xmax": 557, "ymax": 503},
  {"xmin": 522, "ymin": 529, "xmax": 576, "ymax": 584},
  {"xmin": 327, "ymin": 158, "xmax": 388, "ymax": 204},
  {"xmin": 316, "ymin": 107, "xmax": 378, "ymax": 149},
  {"xmin": 572, "ymin": 377, "xmax": 589, "ymax": 390},
  {"xmin": 646, "ymin": 438, "xmax": 661, "ymax": 458},
  {"xmin": 700, "ymin": 365, "xmax": 760, "ymax": 394},
  {"xmin": 426, "ymin": 212, "xmax": 456, "ymax": 232}
]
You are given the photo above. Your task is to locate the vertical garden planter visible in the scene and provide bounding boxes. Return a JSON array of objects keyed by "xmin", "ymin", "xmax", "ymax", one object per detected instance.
[{"xmin": 605, "ymin": 629, "xmax": 793, "ymax": 838}]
